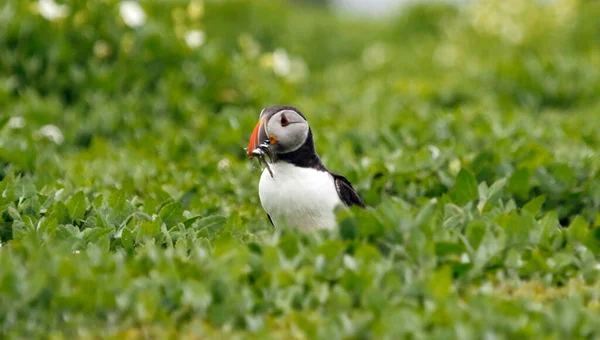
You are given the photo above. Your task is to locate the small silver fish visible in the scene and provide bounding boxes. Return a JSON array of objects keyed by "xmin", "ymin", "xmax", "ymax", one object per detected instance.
[{"xmin": 247, "ymin": 139, "xmax": 274, "ymax": 178}]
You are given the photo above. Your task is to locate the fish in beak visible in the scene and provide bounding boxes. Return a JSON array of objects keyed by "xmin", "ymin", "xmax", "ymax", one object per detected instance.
[{"xmin": 247, "ymin": 117, "xmax": 275, "ymax": 177}]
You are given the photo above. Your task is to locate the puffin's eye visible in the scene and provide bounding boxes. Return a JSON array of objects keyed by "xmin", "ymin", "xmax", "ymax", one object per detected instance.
[{"xmin": 280, "ymin": 114, "xmax": 290, "ymax": 126}]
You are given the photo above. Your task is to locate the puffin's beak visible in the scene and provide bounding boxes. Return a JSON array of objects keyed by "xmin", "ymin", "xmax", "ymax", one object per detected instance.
[{"xmin": 247, "ymin": 118, "xmax": 267, "ymax": 158}]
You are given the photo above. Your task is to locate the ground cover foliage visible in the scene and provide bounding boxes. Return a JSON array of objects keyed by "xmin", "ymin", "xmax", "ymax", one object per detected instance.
[{"xmin": 1, "ymin": 0, "xmax": 600, "ymax": 338}]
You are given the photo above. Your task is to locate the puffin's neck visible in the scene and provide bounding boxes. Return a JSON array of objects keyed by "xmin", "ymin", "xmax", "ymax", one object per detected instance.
[{"xmin": 275, "ymin": 130, "xmax": 326, "ymax": 171}]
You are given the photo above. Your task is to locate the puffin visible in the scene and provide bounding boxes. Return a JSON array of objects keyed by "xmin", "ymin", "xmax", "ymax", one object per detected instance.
[{"xmin": 247, "ymin": 105, "xmax": 365, "ymax": 230}]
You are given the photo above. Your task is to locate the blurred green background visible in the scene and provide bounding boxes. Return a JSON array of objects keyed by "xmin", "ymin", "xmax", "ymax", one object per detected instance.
[{"xmin": 1, "ymin": 0, "xmax": 600, "ymax": 338}]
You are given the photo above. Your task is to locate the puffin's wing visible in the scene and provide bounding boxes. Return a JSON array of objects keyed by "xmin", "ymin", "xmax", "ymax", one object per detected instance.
[
  {"xmin": 267, "ymin": 213, "xmax": 274, "ymax": 226},
  {"xmin": 332, "ymin": 173, "xmax": 365, "ymax": 208}
]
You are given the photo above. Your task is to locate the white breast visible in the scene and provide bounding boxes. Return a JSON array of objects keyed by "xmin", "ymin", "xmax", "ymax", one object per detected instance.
[{"xmin": 258, "ymin": 162, "xmax": 343, "ymax": 230}]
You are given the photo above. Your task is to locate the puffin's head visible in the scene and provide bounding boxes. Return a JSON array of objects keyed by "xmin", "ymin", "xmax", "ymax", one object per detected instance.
[{"xmin": 247, "ymin": 105, "xmax": 310, "ymax": 158}]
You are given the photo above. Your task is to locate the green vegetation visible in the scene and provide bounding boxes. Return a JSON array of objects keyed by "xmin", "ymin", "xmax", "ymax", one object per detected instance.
[{"xmin": 2, "ymin": 0, "xmax": 600, "ymax": 338}]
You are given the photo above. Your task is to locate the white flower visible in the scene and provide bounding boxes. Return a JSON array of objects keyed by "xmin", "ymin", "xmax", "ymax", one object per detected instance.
[
  {"xmin": 38, "ymin": 125, "xmax": 64, "ymax": 145},
  {"xmin": 260, "ymin": 49, "xmax": 308, "ymax": 82},
  {"xmin": 218, "ymin": 158, "xmax": 231, "ymax": 170},
  {"xmin": 343, "ymin": 255, "xmax": 358, "ymax": 271},
  {"xmin": 7, "ymin": 116, "xmax": 25, "ymax": 129},
  {"xmin": 120, "ymin": 1, "xmax": 146, "ymax": 28},
  {"xmin": 428, "ymin": 145, "xmax": 441, "ymax": 160},
  {"xmin": 272, "ymin": 49, "xmax": 291, "ymax": 77},
  {"xmin": 184, "ymin": 30, "xmax": 206, "ymax": 49},
  {"xmin": 480, "ymin": 282, "xmax": 493, "ymax": 294},
  {"xmin": 38, "ymin": 0, "xmax": 69, "ymax": 21},
  {"xmin": 449, "ymin": 159, "xmax": 462, "ymax": 175}
]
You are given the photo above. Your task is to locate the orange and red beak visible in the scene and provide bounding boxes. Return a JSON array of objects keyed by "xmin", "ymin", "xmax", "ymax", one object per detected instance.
[{"xmin": 247, "ymin": 118, "xmax": 267, "ymax": 158}]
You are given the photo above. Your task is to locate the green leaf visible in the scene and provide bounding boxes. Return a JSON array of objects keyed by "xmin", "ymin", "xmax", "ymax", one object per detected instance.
[
  {"xmin": 0, "ymin": 115, "xmax": 9, "ymax": 129},
  {"xmin": 7, "ymin": 206, "xmax": 21, "ymax": 221},
  {"xmin": 504, "ymin": 248, "xmax": 521, "ymax": 269},
  {"xmin": 508, "ymin": 168, "xmax": 530, "ymax": 199},
  {"xmin": 56, "ymin": 224, "xmax": 81, "ymax": 240},
  {"xmin": 539, "ymin": 211, "xmax": 563, "ymax": 250},
  {"xmin": 49, "ymin": 201, "xmax": 71, "ymax": 224},
  {"xmin": 121, "ymin": 227, "xmax": 134, "ymax": 250},
  {"xmin": 196, "ymin": 215, "xmax": 227, "ymax": 238},
  {"xmin": 92, "ymin": 194, "xmax": 104, "ymax": 208},
  {"xmin": 82, "ymin": 227, "xmax": 112, "ymax": 244},
  {"xmin": 0, "ymin": 174, "xmax": 15, "ymax": 205},
  {"xmin": 107, "ymin": 189, "xmax": 132, "ymax": 226},
  {"xmin": 338, "ymin": 211, "xmax": 359, "ymax": 240},
  {"xmin": 354, "ymin": 244, "xmax": 381, "ymax": 263},
  {"xmin": 109, "ymin": 190, "xmax": 126, "ymax": 208},
  {"xmin": 452, "ymin": 169, "xmax": 478, "ymax": 205},
  {"xmin": 496, "ymin": 211, "xmax": 535, "ymax": 249},
  {"xmin": 523, "ymin": 195, "xmax": 546, "ymax": 216},
  {"xmin": 443, "ymin": 204, "xmax": 466, "ymax": 230},
  {"xmin": 38, "ymin": 217, "xmax": 58, "ymax": 238},
  {"xmin": 91, "ymin": 208, "xmax": 109, "ymax": 229},
  {"xmin": 158, "ymin": 202, "xmax": 184, "ymax": 228},
  {"xmin": 464, "ymin": 220, "xmax": 487, "ymax": 249},
  {"xmin": 588, "ymin": 227, "xmax": 600, "ymax": 253},
  {"xmin": 566, "ymin": 216, "xmax": 589, "ymax": 245},
  {"xmin": 19, "ymin": 196, "xmax": 41, "ymax": 216},
  {"xmin": 278, "ymin": 234, "xmax": 300, "ymax": 258},
  {"xmin": 15, "ymin": 177, "xmax": 36, "ymax": 200},
  {"xmin": 426, "ymin": 266, "xmax": 452, "ymax": 300},
  {"xmin": 66, "ymin": 191, "xmax": 86, "ymax": 221},
  {"xmin": 11, "ymin": 220, "xmax": 26, "ymax": 240},
  {"xmin": 139, "ymin": 219, "xmax": 161, "ymax": 238},
  {"xmin": 316, "ymin": 240, "xmax": 346, "ymax": 262},
  {"xmin": 435, "ymin": 241, "xmax": 463, "ymax": 257},
  {"xmin": 415, "ymin": 199, "xmax": 437, "ymax": 229},
  {"xmin": 183, "ymin": 215, "xmax": 202, "ymax": 228},
  {"xmin": 486, "ymin": 178, "xmax": 507, "ymax": 204}
]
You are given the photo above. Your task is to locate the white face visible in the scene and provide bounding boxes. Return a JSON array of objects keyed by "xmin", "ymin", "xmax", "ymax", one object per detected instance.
[{"xmin": 264, "ymin": 109, "xmax": 309, "ymax": 154}]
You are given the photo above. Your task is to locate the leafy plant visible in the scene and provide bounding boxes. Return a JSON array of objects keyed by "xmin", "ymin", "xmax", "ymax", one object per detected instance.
[{"xmin": 1, "ymin": 0, "xmax": 600, "ymax": 338}]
